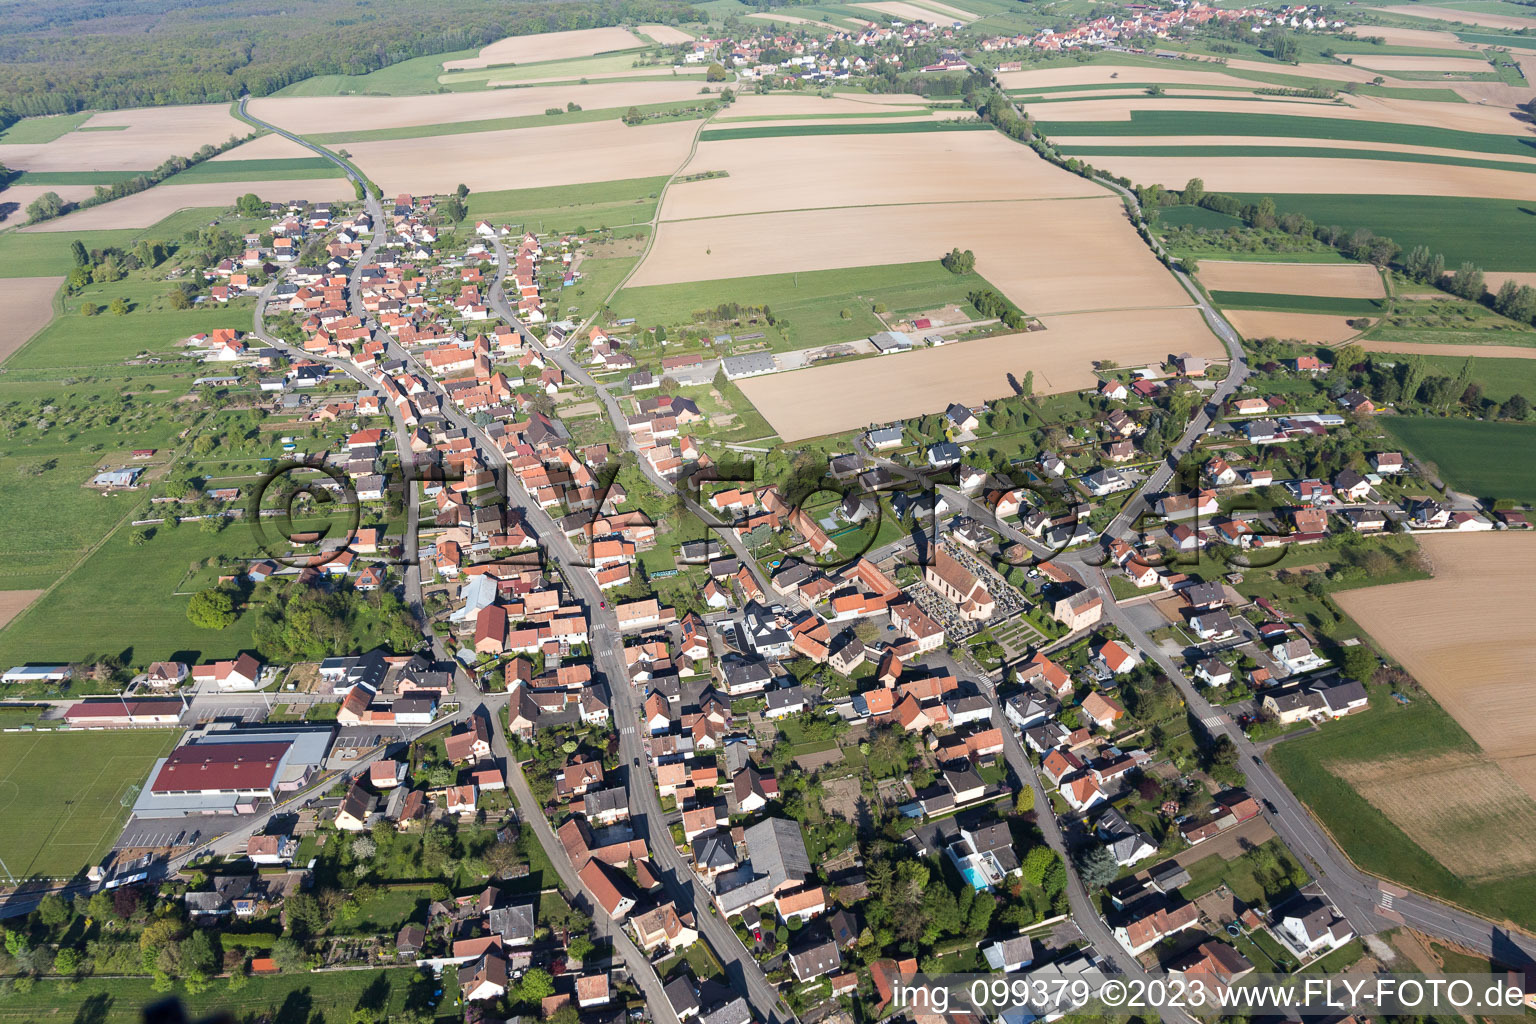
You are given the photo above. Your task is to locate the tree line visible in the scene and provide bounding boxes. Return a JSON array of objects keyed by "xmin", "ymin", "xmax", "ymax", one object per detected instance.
[{"xmin": 0, "ymin": 0, "xmax": 696, "ymax": 127}]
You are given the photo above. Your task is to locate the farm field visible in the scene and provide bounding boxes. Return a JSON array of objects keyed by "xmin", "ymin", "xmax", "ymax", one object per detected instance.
[
  {"xmin": 658, "ymin": 129, "xmax": 1102, "ymax": 219},
  {"xmin": 207, "ymin": 132, "xmax": 318, "ymax": 160},
  {"xmin": 1269, "ymin": 680, "xmax": 1536, "ymax": 931},
  {"xmin": 441, "ymin": 27, "xmax": 645, "ymax": 69},
  {"xmin": 0, "ymin": 277, "xmax": 63, "ymax": 360},
  {"xmin": 698, "ymin": 120, "xmax": 987, "ymax": 140},
  {"xmin": 1226, "ymin": 310, "xmax": 1368, "ymax": 343},
  {"xmin": 0, "ymin": 729, "xmax": 180, "ymax": 877},
  {"xmin": 250, "ymin": 80, "xmax": 713, "ymax": 134},
  {"xmin": 736, "ymin": 306, "xmax": 1220, "ymax": 440},
  {"xmin": 1059, "ymin": 142, "xmax": 1536, "ymax": 176},
  {"xmin": 1358, "ymin": 340, "xmax": 1536, "ymax": 358},
  {"xmin": 23, "ymin": 178, "xmax": 353, "ymax": 232},
  {"xmin": 0, "ymin": 591, "xmax": 41, "ymax": 630},
  {"xmin": 343, "ymin": 118, "xmax": 700, "ymax": 194},
  {"xmin": 611, "ymin": 260, "xmax": 993, "ymax": 349},
  {"xmin": 1377, "ymin": 3, "xmax": 1536, "ymax": 29},
  {"xmin": 628, "ymin": 197, "xmax": 1191, "ymax": 315},
  {"xmin": 1338, "ymin": 53, "xmax": 1494, "ymax": 72},
  {"xmin": 855, "ymin": 0, "xmax": 977, "ymax": 20},
  {"xmin": 167, "ymin": 156, "xmax": 346, "ymax": 183},
  {"xmin": 0, "ymin": 104, "xmax": 250, "ymax": 173},
  {"xmin": 1334, "ymin": 533, "xmax": 1536, "ymax": 804},
  {"xmin": 1197, "ymin": 260, "xmax": 1385, "ymax": 296},
  {"xmin": 639, "ymin": 24, "xmax": 695, "ymax": 43},
  {"xmin": 1229, "ymin": 194, "xmax": 1536, "ymax": 271},
  {"xmin": 1208, "ymin": 291, "xmax": 1385, "ymax": 315},
  {"xmin": 0, "ymin": 184, "xmax": 98, "ymax": 225},
  {"xmin": 308, "ymin": 100, "xmax": 710, "ymax": 144},
  {"xmin": 1035, "ymin": 105, "xmax": 1535, "ymax": 145},
  {"xmin": 465, "ymin": 175, "xmax": 668, "ymax": 233},
  {"xmin": 1380, "ymin": 417, "xmax": 1536, "ymax": 501},
  {"xmin": 0, "ymin": 113, "xmax": 94, "ymax": 144},
  {"xmin": 747, "ymin": 11, "xmax": 848, "ymax": 28}
]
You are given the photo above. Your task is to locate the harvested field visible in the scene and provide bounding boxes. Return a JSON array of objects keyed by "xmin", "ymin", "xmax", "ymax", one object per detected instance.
[
  {"xmin": 1038, "ymin": 93, "xmax": 1533, "ymax": 134},
  {"xmin": 0, "ymin": 278, "xmax": 62, "ymax": 360},
  {"xmin": 1225, "ymin": 310, "xmax": 1367, "ymax": 343},
  {"xmin": 1332, "ymin": 751, "xmax": 1536, "ymax": 881},
  {"xmin": 746, "ymin": 12, "xmax": 851, "ymax": 30},
  {"xmin": 0, "ymin": 185, "xmax": 98, "ymax": 225},
  {"xmin": 0, "ymin": 591, "xmax": 42, "ymax": 631},
  {"xmin": 718, "ymin": 93, "xmax": 933, "ymax": 117},
  {"xmin": 1198, "ymin": 260, "xmax": 1385, "ymax": 297},
  {"xmin": 248, "ymin": 81, "xmax": 711, "ymax": 134},
  {"xmin": 1481, "ymin": 271, "xmax": 1536, "ymax": 291},
  {"xmin": 1072, "ymin": 155, "xmax": 1536, "ymax": 199},
  {"xmin": 737, "ymin": 307, "xmax": 1220, "ymax": 441},
  {"xmin": 1338, "ymin": 53, "xmax": 1494, "ymax": 72},
  {"xmin": 855, "ymin": 0, "xmax": 974, "ymax": 21},
  {"xmin": 0, "ymin": 105, "xmax": 248, "ymax": 174},
  {"xmin": 344, "ymin": 119, "xmax": 700, "ymax": 193},
  {"xmin": 1350, "ymin": 24, "xmax": 1481, "ymax": 47},
  {"xmin": 999, "ymin": 65, "xmax": 1275, "ymax": 90},
  {"xmin": 1358, "ymin": 339, "xmax": 1536, "ymax": 358},
  {"xmin": 638, "ymin": 24, "xmax": 694, "ymax": 43},
  {"xmin": 710, "ymin": 113, "xmax": 969, "ymax": 128},
  {"xmin": 441, "ymin": 27, "xmax": 644, "ymax": 70},
  {"xmin": 1056, "ymin": 134, "xmax": 1536, "ymax": 167},
  {"xmin": 209, "ymin": 133, "xmax": 320, "ymax": 161},
  {"xmin": 1378, "ymin": 3, "xmax": 1536, "ymax": 29},
  {"xmin": 22, "ymin": 178, "xmax": 354, "ymax": 232},
  {"xmin": 631, "ymin": 198, "xmax": 1191, "ymax": 314},
  {"xmin": 506, "ymin": 68, "xmax": 694, "ymax": 86},
  {"xmin": 659, "ymin": 131, "xmax": 1101, "ymax": 220},
  {"xmin": 1335, "ymin": 533, "xmax": 1536, "ymax": 802}
]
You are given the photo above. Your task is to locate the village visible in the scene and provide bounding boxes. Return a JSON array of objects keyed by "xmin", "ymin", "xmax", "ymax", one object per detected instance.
[{"xmin": 4, "ymin": 164, "xmax": 1517, "ymax": 1024}]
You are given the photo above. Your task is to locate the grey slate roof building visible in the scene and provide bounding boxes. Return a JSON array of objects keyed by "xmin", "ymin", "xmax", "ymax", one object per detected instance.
[
  {"xmin": 721, "ymin": 353, "xmax": 776, "ymax": 379},
  {"xmin": 487, "ymin": 901, "xmax": 536, "ymax": 946}
]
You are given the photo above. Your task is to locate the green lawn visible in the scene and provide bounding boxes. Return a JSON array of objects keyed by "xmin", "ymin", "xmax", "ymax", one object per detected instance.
[
  {"xmin": 311, "ymin": 102, "xmax": 709, "ymax": 144},
  {"xmin": 0, "ymin": 968, "xmax": 427, "ymax": 1023},
  {"xmin": 611, "ymin": 261, "xmax": 995, "ymax": 350},
  {"xmin": 0, "ymin": 113, "xmax": 93, "ymax": 144},
  {"xmin": 0, "ymin": 521, "xmax": 263, "ymax": 672},
  {"xmin": 1269, "ymin": 683, "xmax": 1536, "ymax": 932},
  {"xmin": 169, "ymin": 157, "xmax": 346, "ymax": 183},
  {"xmin": 0, "ymin": 729, "xmax": 179, "ymax": 877},
  {"xmin": 465, "ymin": 175, "xmax": 667, "ymax": 234},
  {"xmin": 1380, "ymin": 416, "xmax": 1536, "ymax": 502},
  {"xmin": 1227, "ymin": 194, "xmax": 1536, "ymax": 271},
  {"xmin": 1037, "ymin": 110, "xmax": 1536, "ymax": 158},
  {"xmin": 699, "ymin": 120, "xmax": 991, "ymax": 141},
  {"xmin": 1209, "ymin": 291, "xmax": 1387, "ymax": 316}
]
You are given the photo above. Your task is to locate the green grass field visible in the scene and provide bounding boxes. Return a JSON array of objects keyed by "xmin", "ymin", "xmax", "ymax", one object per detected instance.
[
  {"xmin": 1037, "ymin": 110, "xmax": 1536, "ymax": 158},
  {"xmin": 438, "ymin": 49, "xmax": 657, "ymax": 88},
  {"xmin": 0, "ymin": 729, "xmax": 179, "ymax": 877},
  {"xmin": 1228, "ymin": 194, "xmax": 1536, "ymax": 271},
  {"xmin": 309, "ymin": 101, "xmax": 710, "ymax": 144},
  {"xmin": 1209, "ymin": 290, "xmax": 1387, "ymax": 315},
  {"xmin": 699, "ymin": 120, "xmax": 990, "ymax": 141},
  {"xmin": 0, "ymin": 206, "xmax": 267, "ymax": 279},
  {"xmin": 1379, "ymin": 416, "xmax": 1536, "ymax": 502},
  {"xmin": 1456, "ymin": 30, "xmax": 1536, "ymax": 48},
  {"xmin": 0, "ymin": 969, "xmax": 427, "ymax": 1024},
  {"xmin": 0, "ymin": 113, "xmax": 93, "ymax": 144},
  {"xmin": 9, "ymin": 170, "xmax": 151, "ymax": 186},
  {"xmin": 1155, "ymin": 205, "xmax": 1245, "ymax": 229},
  {"xmin": 465, "ymin": 175, "xmax": 667, "ymax": 233},
  {"xmin": 611, "ymin": 260, "xmax": 992, "ymax": 349},
  {"xmin": 1059, "ymin": 143, "xmax": 1536, "ymax": 176},
  {"xmin": 169, "ymin": 157, "xmax": 346, "ymax": 183},
  {"xmin": 1269, "ymin": 683, "xmax": 1536, "ymax": 932},
  {"xmin": 1392, "ymin": 354, "xmax": 1536, "ymax": 403},
  {"xmin": 270, "ymin": 47, "xmax": 481, "ymax": 96}
]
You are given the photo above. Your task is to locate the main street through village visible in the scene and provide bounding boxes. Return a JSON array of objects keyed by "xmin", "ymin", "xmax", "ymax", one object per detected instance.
[{"xmin": 146, "ymin": 99, "xmax": 1535, "ymax": 1023}]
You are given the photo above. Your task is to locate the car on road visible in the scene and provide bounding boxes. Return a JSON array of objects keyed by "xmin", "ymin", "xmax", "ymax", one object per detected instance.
[
  {"xmin": 633, "ymin": 757, "xmax": 640, "ymax": 767},
  {"xmin": 1252, "ymin": 755, "xmax": 1262, "ymax": 766},
  {"xmin": 1262, "ymin": 798, "xmax": 1277, "ymax": 814},
  {"xmin": 600, "ymin": 601, "xmax": 607, "ymax": 609}
]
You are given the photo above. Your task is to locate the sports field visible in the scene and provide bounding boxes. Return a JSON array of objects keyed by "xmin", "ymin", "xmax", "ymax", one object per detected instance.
[
  {"xmin": 0, "ymin": 729, "xmax": 180, "ymax": 877},
  {"xmin": 1381, "ymin": 417, "xmax": 1536, "ymax": 502}
]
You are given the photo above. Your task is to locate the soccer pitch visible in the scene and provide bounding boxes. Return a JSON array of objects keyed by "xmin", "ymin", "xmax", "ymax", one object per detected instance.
[{"xmin": 0, "ymin": 729, "xmax": 179, "ymax": 879}]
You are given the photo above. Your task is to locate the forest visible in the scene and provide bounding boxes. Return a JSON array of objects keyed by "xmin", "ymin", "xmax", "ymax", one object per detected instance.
[{"xmin": 0, "ymin": 0, "xmax": 696, "ymax": 126}]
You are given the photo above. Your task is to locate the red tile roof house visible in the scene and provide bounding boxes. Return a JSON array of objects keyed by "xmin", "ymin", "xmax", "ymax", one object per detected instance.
[{"xmin": 192, "ymin": 653, "xmax": 262, "ymax": 691}]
